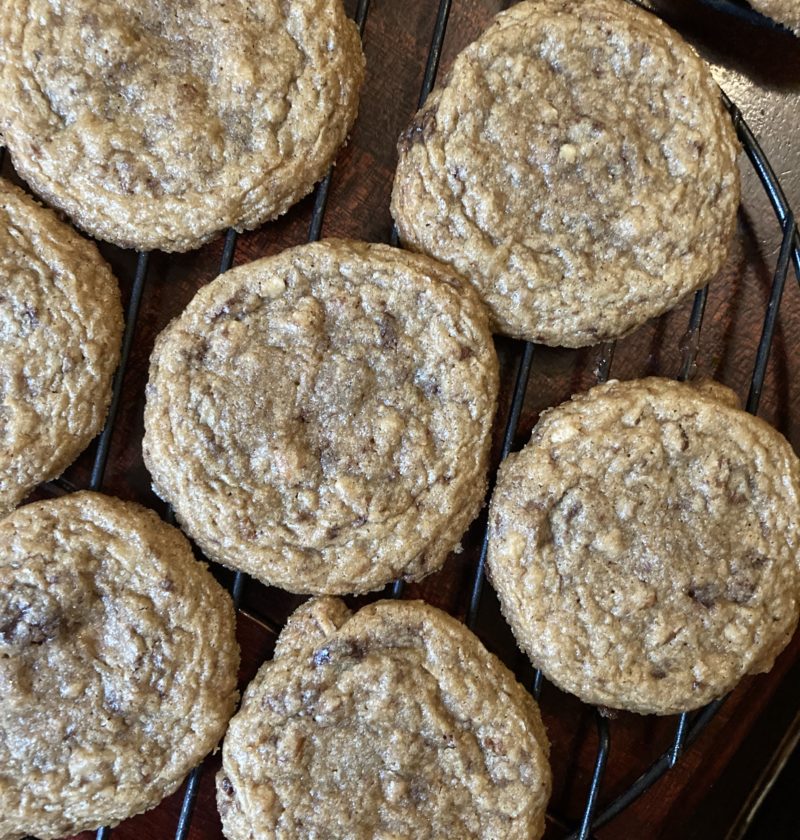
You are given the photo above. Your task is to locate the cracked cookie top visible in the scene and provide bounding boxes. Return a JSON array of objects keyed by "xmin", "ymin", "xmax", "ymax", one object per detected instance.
[
  {"xmin": 487, "ymin": 378, "xmax": 800, "ymax": 714},
  {"xmin": 216, "ymin": 597, "xmax": 551, "ymax": 840},
  {"xmin": 0, "ymin": 178, "xmax": 122, "ymax": 517},
  {"xmin": 391, "ymin": 0, "xmax": 740, "ymax": 347},
  {"xmin": 143, "ymin": 239, "xmax": 499, "ymax": 595},
  {"xmin": 0, "ymin": 0, "xmax": 365, "ymax": 252},
  {"xmin": 0, "ymin": 491, "xmax": 239, "ymax": 840}
]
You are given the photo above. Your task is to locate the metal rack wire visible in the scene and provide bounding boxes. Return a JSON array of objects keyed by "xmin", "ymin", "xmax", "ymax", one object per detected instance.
[
  {"xmin": 6, "ymin": 0, "xmax": 798, "ymax": 838},
  {"xmin": 692, "ymin": 0, "xmax": 792, "ymax": 30}
]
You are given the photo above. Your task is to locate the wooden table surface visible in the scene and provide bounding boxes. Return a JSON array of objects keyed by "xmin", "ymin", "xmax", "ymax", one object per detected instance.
[{"xmin": 9, "ymin": 1, "xmax": 797, "ymax": 838}]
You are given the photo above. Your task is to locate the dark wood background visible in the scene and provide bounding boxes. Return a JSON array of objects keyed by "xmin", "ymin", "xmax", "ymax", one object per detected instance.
[{"xmin": 7, "ymin": 0, "xmax": 798, "ymax": 838}]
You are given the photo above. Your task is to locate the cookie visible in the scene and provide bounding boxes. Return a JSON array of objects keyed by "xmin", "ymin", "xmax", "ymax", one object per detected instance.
[
  {"xmin": 747, "ymin": 0, "xmax": 800, "ymax": 33},
  {"xmin": 143, "ymin": 239, "xmax": 499, "ymax": 595},
  {"xmin": 391, "ymin": 0, "xmax": 740, "ymax": 347},
  {"xmin": 216, "ymin": 597, "xmax": 551, "ymax": 839},
  {"xmin": 487, "ymin": 378, "xmax": 800, "ymax": 715},
  {"xmin": 0, "ymin": 491, "xmax": 239, "ymax": 840},
  {"xmin": 0, "ymin": 178, "xmax": 123, "ymax": 517},
  {"xmin": 0, "ymin": 0, "xmax": 365, "ymax": 252}
]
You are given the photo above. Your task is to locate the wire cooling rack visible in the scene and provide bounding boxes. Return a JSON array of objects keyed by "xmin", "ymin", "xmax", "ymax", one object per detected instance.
[{"xmin": 5, "ymin": 0, "xmax": 799, "ymax": 838}]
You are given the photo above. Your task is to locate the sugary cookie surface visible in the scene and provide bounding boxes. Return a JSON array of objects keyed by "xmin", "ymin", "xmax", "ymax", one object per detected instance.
[
  {"xmin": 0, "ymin": 492, "xmax": 239, "ymax": 840},
  {"xmin": 392, "ymin": 0, "xmax": 740, "ymax": 347},
  {"xmin": 0, "ymin": 179, "xmax": 122, "ymax": 516},
  {"xmin": 488, "ymin": 378, "xmax": 800, "ymax": 714},
  {"xmin": 144, "ymin": 239, "xmax": 499, "ymax": 595},
  {"xmin": 0, "ymin": 0, "xmax": 365, "ymax": 251},
  {"xmin": 217, "ymin": 597, "xmax": 551, "ymax": 840}
]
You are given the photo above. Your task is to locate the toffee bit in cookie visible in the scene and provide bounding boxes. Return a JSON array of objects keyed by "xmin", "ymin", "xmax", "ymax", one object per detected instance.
[
  {"xmin": 143, "ymin": 239, "xmax": 499, "ymax": 595},
  {"xmin": 216, "ymin": 597, "xmax": 551, "ymax": 839},
  {"xmin": 0, "ymin": 587, "xmax": 63, "ymax": 649},
  {"xmin": 391, "ymin": 0, "xmax": 740, "ymax": 347},
  {"xmin": 312, "ymin": 646, "xmax": 332, "ymax": 666},
  {"xmin": 487, "ymin": 377, "xmax": 800, "ymax": 715}
]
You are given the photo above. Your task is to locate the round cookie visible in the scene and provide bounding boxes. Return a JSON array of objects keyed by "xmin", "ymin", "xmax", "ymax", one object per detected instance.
[
  {"xmin": 487, "ymin": 378, "xmax": 800, "ymax": 715},
  {"xmin": 143, "ymin": 239, "xmax": 499, "ymax": 595},
  {"xmin": 391, "ymin": 0, "xmax": 740, "ymax": 347},
  {"xmin": 748, "ymin": 0, "xmax": 800, "ymax": 33},
  {"xmin": 0, "ymin": 0, "xmax": 365, "ymax": 252},
  {"xmin": 0, "ymin": 178, "xmax": 123, "ymax": 517},
  {"xmin": 0, "ymin": 491, "xmax": 239, "ymax": 840},
  {"xmin": 216, "ymin": 597, "xmax": 551, "ymax": 840}
]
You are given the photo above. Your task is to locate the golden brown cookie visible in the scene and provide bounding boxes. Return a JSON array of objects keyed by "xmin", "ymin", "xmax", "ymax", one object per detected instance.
[
  {"xmin": 391, "ymin": 0, "xmax": 740, "ymax": 347},
  {"xmin": 487, "ymin": 378, "xmax": 800, "ymax": 715},
  {"xmin": 0, "ymin": 178, "xmax": 122, "ymax": 517},
  {"xmin": 748, "ymin": 0, "xmax": 800, "ymax": 33},
  {"xmin": 0, "ymin": 491, "xmax": 239, "ymax": 840},
  {"xmin": 143, "ymin": 239, "xmax": 499, "ymax": 595},
  {"xmin": 216, "ymin": 597, "xmax": 551, "ymax": 840},
  {"xmin": 0, "ymin": 0, "xmax": 365, "ymax": 252}
]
